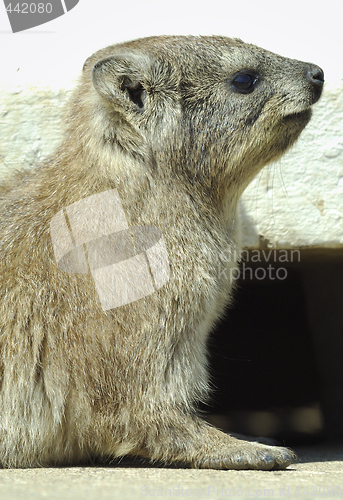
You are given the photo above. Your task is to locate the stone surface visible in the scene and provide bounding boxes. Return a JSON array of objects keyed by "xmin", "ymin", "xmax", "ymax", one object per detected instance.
[
  {"xmin": 0, "ymin": 446, "xmax": 342, "ymax": 500},
  {"xmin": 241, "ymin": 82, "xmax": 343, "ymax": 249}
]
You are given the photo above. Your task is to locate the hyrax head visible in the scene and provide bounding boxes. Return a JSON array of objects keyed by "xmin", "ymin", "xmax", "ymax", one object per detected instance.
[{"xmin": 82, "ymin": 36, "xmax": 323, "ymax": 197}]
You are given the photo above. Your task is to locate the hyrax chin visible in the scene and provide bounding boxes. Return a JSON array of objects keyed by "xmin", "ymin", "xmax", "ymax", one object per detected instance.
[{"xmin": 0, "ymin": 35, "xmax": 323, "ymax": 469}]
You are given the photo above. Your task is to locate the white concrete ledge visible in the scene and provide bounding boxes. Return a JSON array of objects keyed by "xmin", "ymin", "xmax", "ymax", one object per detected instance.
[
  {"xmin": 1, "ymin": 83, "xmax": 342, "ymax": 249},
  {"xmin": 241, "ymin": 83, "xmax": 343, "ymax": 249}
]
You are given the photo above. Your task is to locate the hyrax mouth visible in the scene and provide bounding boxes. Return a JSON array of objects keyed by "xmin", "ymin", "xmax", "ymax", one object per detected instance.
[{"xmin": 283, "ymin": 108, "xmax": 312, "ymax": 126}]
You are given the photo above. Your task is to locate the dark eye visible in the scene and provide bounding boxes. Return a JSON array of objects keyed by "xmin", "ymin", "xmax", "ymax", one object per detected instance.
[{"xmin": 232, "ymin": 72, "xmax": 258, "ymax": 93}]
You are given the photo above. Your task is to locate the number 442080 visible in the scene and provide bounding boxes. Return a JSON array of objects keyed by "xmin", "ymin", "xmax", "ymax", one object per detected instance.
[{"xmin": 6, "ymin": 3, "xmax": 53, "ymax": 14}]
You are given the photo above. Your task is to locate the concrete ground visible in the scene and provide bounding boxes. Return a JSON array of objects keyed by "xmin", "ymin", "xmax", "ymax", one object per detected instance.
[{"xmin": 1, "ymin": 445, "xmax": 342, "ymax": 500}]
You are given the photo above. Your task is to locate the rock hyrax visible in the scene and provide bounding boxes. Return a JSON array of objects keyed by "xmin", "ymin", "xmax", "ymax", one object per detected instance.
[{"xmin": 0, "ymin": 35, "xmax": 323, "ymax": 469}]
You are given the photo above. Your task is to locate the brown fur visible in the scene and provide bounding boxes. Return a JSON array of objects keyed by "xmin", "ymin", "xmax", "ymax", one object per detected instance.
[{"xmin": 0, "ymin": 35, "xmax": 323, "ymax": 468}]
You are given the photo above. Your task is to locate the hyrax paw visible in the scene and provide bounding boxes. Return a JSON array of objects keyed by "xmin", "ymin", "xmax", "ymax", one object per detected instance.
[{"xmin": 196, "ymin": 442, "xmax": 295, "ymax": 471}]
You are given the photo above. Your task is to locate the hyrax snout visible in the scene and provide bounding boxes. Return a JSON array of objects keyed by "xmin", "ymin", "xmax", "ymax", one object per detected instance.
[{"xmin": 0, "ymin": 36, "xmax": 323, "ymax": 469}]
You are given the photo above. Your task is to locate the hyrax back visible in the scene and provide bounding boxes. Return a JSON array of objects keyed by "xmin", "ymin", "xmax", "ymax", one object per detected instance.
[{"xmin": 0, "ymin": 36, "xmax": 323, "ymax": 468}]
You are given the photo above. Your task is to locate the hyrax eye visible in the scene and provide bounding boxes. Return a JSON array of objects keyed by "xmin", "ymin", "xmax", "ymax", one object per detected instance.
[{"xmin": 231, "ymin": 72, "xmax": 258, "ymax": 93}]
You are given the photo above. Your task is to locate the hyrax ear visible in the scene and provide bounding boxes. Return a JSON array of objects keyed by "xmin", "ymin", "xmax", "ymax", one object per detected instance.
[{"xmin": 91, "ymin": 53, "xmax": 150, "ymax": 110}]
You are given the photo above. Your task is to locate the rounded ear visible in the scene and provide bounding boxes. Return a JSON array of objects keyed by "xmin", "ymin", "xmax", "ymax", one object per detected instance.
[{"xmin": 91, "ymin": 53, "xmax": 150, "ymax": 110}]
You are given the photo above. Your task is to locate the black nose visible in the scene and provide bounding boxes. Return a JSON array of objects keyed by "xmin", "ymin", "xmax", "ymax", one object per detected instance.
[
  {"xmin": 306, "ymin": 64, "xmax": 324, "ymax": 104},
  {"xmin": 308, "ymin": 65, "xmax": 325, "ymax": 86}
]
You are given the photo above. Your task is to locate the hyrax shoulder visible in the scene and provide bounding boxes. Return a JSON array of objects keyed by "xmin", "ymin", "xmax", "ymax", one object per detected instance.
[{"xmin": 0, "ymin": 36, "xmax": 323, "ymax": 468}]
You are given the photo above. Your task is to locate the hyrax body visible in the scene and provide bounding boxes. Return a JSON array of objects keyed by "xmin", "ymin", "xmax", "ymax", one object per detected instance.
[{"xmin": 0, "ymin": 36, "xmax": 323, "ymax": 468}]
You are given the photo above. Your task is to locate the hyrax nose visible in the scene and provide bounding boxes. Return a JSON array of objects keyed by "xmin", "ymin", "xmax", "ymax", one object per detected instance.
[
  {"xmin": 306, "ymin": 64, "xmax": 324, "ymax": 104},
  {"xmin": 308, "ymin": 65, "xmax": 325, "ymax": 85}
]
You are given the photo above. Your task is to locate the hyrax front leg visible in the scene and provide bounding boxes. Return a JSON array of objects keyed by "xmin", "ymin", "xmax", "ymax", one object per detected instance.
[{"xmin": 139, "ymin": 414, "xmax": 295, "ymax": 470}]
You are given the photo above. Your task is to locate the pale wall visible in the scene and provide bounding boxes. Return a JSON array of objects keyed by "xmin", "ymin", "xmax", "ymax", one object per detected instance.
[{"xmin": 0, "ymin": 81, "xmax": 342, "ymax": 249}]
